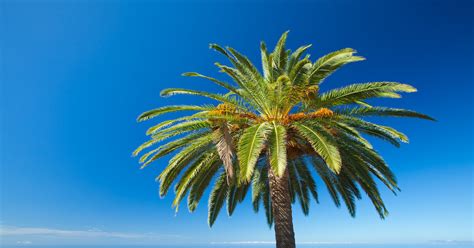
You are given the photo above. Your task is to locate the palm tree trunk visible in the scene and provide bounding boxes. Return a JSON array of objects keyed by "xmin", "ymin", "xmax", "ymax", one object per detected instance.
[{"xmin": 268, "ymin": 167, "xmax": 296, "ymax": 248}]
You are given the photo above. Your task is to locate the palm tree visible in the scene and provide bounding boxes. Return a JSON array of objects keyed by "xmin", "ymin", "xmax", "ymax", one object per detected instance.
[{"xmin": 134, "ymin": 32, "xmax": 433, "ymax": 248}]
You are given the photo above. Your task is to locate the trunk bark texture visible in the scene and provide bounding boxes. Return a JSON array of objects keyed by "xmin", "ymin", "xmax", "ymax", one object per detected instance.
[{"xmin": 268, "ymin": 168, "xmax": 296, "ymax": 248}]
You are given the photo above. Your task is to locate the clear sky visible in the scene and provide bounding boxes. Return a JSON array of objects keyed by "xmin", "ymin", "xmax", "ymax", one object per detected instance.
[{"xmin": 1, "ymin": 0, "xmax": 473, "ymax": 246}]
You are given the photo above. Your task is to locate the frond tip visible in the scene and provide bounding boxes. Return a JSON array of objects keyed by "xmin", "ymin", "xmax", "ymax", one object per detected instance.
[{"xmin": 137, "ymin": 105, "xmax": 211, "ymax": 122}]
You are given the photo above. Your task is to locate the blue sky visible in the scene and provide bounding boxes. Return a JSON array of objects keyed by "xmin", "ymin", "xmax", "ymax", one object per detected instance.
[{"xmin": 1, "ymin": 0, "xmax": 473, "ymax": 246}]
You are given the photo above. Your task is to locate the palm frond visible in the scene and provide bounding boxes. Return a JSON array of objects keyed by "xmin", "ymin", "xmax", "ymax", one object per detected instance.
[
  {"xmin": 332, "ymin": 122, "xmax": 373, "ymax": 149},
  {"xmin": 160, "ymin": 88, "xmax": 248, "ymax": 111},
  {"xmin": 310, "ymin": 157, "xmax": 341, "ymax": 206},
  {"xmin": 262, "ymin": 176, "xmax": 273, "ymax": 227},
  {"xmin": 151, "ymin": 120, "xmax": 211, "ymax": 140},
  {"xmin": 172, "ymin": 152, "xmax": 218, "ymax": 211},
  {"xmin": 308, "ymin": 48, "xmax": 365, "ymax": 85},
  {"xmin": 292, "ymin": 122, "xmax": 342, "ymax": 173},
  {"xmin": 134, "ymin": 120, "xmax": 212, "ymax": 158},
  {"xmin": 133, "ymin": 121, "xmax": 210, "ymax": 156},
  {"xmin": 137, "ymin": 105, "xmax": 213, "ymax": 122},
  {"xmin": 289, "ymin": 57, "xmax": 311, "ymax": 84},
  {"xmin": 145, "ymin": 116, "xmax": 192, "ymax": 136},
  {"xmin": 182, "ymin": 72, "xmax": 239, "ymax": 94},
  {"xmin": 318, "ymin": 82, "xmax": 416, "ymax": 107},
  {"xmin": 135, "ymin": 32, "xmax": 432, "ymax": 227},
  {"xmin": 215, "ymin": 63, "xmax": 270, "ymax": 114},
  {"xmin": 287, "ymin": 44, "xmax": 312, "ymax": 73},
  {"xmin": 139, "ymin": 131, "xmax": 211, "ymax": 167},
  {"xmin": 288, "ymin": 161, "xmax": 309, "ymax": 214},
  {"xmin": 338, "ymin": 107, "xmax": 435, "ymax": 120},
  {"xmin": 260, "ymin": 42, "xmax": 273, "ymax": 82},
  {"xmin": 251, "ymin": 167, "xmax": 265, "ymax": 212},
  {"xmin": 187, "ymin": 160, "xmax": 221, "ymax": 212},
  {"xmin": 268, "ymin": 121, "xmax": 287, "ymax": 177},
  {"xmin": 272, "ymin": 31, "xmax": 289, "ymax": 73},
  {"xmin": 208, "ymin": 173, "xmax": 229, "ymax": 226},
  {"xmin": 293, "ymin": 159, "xmax": 318, "ymax": 202},
  {"xmin": 226, "ymin": 46, "xmax": 263, "ymax": 83},
  {"xmin": 211, "ymin": 44, "xmax": 263, "ymax": 89},
  {"xmin": 158, "ymin": 134, "xmax": 214, "ymax": 196},
  {"xmin": 213, "ymin": 122, "xmax": 236, "ymax": 183},
  {"xmin": 227, "ymin": 182, "xmax": 250, "ymax": 216},
  {"xmin": 338, "ymin": 117, "xmax": 406, "ymax": 147},
  {"xmin": 238, "ymin": 122, "xmax": 272, "ymax": 182}
]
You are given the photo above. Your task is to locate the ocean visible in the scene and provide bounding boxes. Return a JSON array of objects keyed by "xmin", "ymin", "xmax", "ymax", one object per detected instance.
[{"xmin": 1, "ymin": 245, "xmax": 473, "ymax": 248}]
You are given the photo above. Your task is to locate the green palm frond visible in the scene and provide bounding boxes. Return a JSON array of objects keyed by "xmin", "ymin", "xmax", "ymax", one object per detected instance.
[
  {"xmin": 272, "ymin": 31, "xmax": 289, "ymax": 73},
  {"xmin": 310, "ymin": 157, "xmax": 341, "ymax": 207},
  {"xmin": 214, "ymin": 63, "xmax": 269, "ymax": 114},
  {"xmin": 308, "ymin": 48, "xmax": 365, "ymax": 85},
  {"xmin": 139, "ymin": 131, "xmax": 211, "ymax": 167},
  {"xmin": 182, "ymin": 72, "xmax": 239, "ymax": 94},
  {"xmin": 251, "ymin": 167, "xmax": 265, "ymax": 212},
  {"xmin": 208, "ymin": 173, "xmax": 229, "ymax": 226},
  {"xmin": 317, "ymin": 82, "xmax": 417, "ymax": 107},
  {"xmin": 134, "ymin": 32, "xmax": 433, "ymax": 229},
  {"xmin": 260, "ymin": 42, "xmax": 273, "ymax": 82},
  {"xmin": 145, "ymin": 116, "xmax": 192, "ymax": 136},
  {"xmin": 341, "ymin": 138, "xmax": 399, "ymax": 192},
  {"xmin": 151, "ymin": 120, "xmax": 211, "ymax": 139},
  {"xmin": 238, "ymin": 122, "xmax": 272, "ymax": 182},
  {"xmin": 346, "ymin": 117, "xmax": 408, "ymax": 142},
  {"xmin": 268, "ymin": 121, "xmax": 288, "ymax": 177},
  {"xmin": 134, "ymin": 122, "xmax": 208, "ymax": 158},
  {"xmin": 160, "ymin": 88, "xmax": 248, "ymax": 110},
  {"xmin": 338, "ymin": 117, "xmax": 406, "ymax": 147},
  {"xmin": 292, "ymin": 122, "xmax": 342, "ymax": 173},
  {"xmin": 344, "ymin": 158, "xmax": 389, "ymax": 218},
  {"xmin": 187, "ymin": 160, "xmax": 221, "ymax": 212},
  {"xmin": 137, "ymin": 105, "xmax": 213, "ymax": 122},
  {"xmin": 293, "ymin": 159, "xmax": 318, "ymax": 202},
  {"xmin": 172, "ymin": 152, "xmax": 218, "ymax": 210},
  {"xmin": 288, "ymin": 161, "xmax": 309, "ymax": 214},
  {"xmin": 289, "ymin": 57, "xmax": 311, "ymax": 85},
  {"xmin": 287, "ymin": 44, "xmax": 312, "ymax": 73},
  {"xmin": 226, "ymin": 46, "xmax": 263, "ymax": 84},
  {"xmin": 158, "ymin": 134, "xmax": 214, "ymax": 196},
  {"xmin": 332, "ymin": 122, "xmax": 373, "ymax": 149},
  {"xmin": 210, "ymin": 44, "xmax": 263, "ymax": 90},
  {"xmin": 262, "ymin": 176, "xmax": 273, "ymax": 227},
  {"xmin": 338, "ymin": 107, "xmax": 435, "ymax": 120},
  {"xmin": 227, "ymin": 182, "xmax": 250, "ymax": 216}
]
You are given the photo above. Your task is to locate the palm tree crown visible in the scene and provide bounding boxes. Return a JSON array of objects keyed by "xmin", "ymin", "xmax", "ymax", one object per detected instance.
[{"xmin": 134, "ymin": 31, "xmax": 433, "ymax": 230}]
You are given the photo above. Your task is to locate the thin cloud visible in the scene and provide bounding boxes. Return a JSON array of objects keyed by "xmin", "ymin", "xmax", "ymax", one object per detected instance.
[
  {"xmin": 211, "ymin": 241, "xmax": 275, "ymax": 245},
  {"xmin": 211, "ymin": 241, "xmax": 357, "ymax": 245},
  {"xmin": 0, "ymin": 225, "xmax": 180, "ymax": 239},
  {"xmin": 429, "ymin": 240, "xmax": 474, "ymax": 245},
  {"xmin": 16, "ymin": 240, "xmax": 33, "ymax": 245},
  {"xmin": 212, "ymin": 241, "xmax": 474, "ymax": 246}
]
